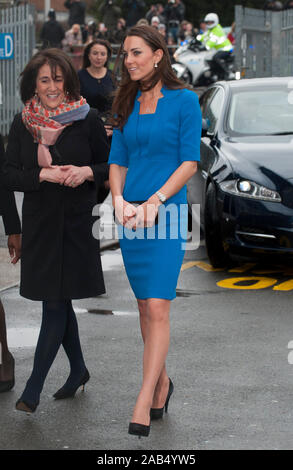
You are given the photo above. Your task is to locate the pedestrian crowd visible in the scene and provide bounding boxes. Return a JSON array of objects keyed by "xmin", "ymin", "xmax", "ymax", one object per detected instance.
[{"xmin": 39, "ymin": 0, "xmax": 218, "ymax": 54}]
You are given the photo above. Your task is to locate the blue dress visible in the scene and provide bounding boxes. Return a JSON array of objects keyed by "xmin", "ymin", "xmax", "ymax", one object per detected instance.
[{"xmin": 108, "ymin": 87, "xmax": 201, "ymax": 300}]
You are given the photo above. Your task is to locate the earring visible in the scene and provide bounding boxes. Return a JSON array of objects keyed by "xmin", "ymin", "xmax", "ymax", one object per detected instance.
[{"xmin": 154, "ymin": 63, "xmax": 158, "ymax": 68}]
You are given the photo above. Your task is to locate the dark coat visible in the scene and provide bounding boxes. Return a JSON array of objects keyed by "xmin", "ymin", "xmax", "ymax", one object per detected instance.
[
  {"xmin": 3, "ymin": 109, "xmax": 109, "ymax": 301},
  {"xmin": 64, "ymin": 0, "xmax": 86, "ymax": 26},
  {"xmin": 0, "ymin": 135, "xmax": 21, "ymax": 235},
  {"xmin": 40, "ymin": 19, "xmax": 65, "ymax": 49}
]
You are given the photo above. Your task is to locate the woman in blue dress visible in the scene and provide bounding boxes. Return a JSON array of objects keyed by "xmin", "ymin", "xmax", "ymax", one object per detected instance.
[{"xmin": 109, "ymin": 25, "xmax": 201, "ymax": 437}]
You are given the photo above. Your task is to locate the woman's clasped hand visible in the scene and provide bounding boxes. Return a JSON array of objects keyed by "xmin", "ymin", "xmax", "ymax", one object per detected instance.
[
  {"xmin": 39, "ymin": 164, "xmax": 92, "ymax": 187},
  {"xmin": 114, "ymin": 196, "xmax": 161, "ymax": 230}
]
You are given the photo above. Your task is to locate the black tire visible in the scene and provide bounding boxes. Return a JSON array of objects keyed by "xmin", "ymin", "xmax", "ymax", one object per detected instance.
[{"xmin": 204, "ymin": 183, "xmax": 230, "ymax": 268}]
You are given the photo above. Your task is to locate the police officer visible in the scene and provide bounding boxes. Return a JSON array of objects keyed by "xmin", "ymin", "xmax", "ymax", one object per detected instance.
[{"xmin": 198, "ymin": 13, "xmax": 233, "ymax": 80}]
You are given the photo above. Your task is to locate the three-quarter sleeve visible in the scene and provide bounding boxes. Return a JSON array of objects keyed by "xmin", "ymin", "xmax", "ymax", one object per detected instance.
[
  {"xmin": 108, "ymin": 128, "xmax": 129, "ymax": 168},
  {"xmin": 179, "ymin": 90, "xmax": 201, "ymax": 163}
]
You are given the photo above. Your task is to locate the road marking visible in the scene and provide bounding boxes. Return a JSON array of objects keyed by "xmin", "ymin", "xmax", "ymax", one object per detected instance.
[
  {"xmin": 181, "ymin": 261, "xmax": 223, "ymax": 272},
  {"xmin": 217, "ymin": 276, "xmax": 278, "ymax": 290},
  {"xmin": 273, "ymin": 279, "xmax": 293, "ymax": 291},
  {"xmin": 228, "ymin": 263, "xmax": 256, "ymax": 273}
]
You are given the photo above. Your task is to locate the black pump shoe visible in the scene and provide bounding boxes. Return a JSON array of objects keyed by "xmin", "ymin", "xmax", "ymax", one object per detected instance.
[
  {"xmin": 53, "ymin": 368, "xmax": 90, "ymax": 400},
  {"xmin": 16, "ymin": 398, "xmax": 39, "ymax": 414},
  {"xmin": 128, "ymin": 422, "xmax": 150, "ymax": 438},
  {"xmin": 150, "ymin": 378, "xmax": 174, "ymax": 420}
]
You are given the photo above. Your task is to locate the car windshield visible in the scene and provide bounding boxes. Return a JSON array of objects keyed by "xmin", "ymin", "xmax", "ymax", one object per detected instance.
[{"xmin": 227, "ymin": 87, "xmax": 293, "ymax": 136}]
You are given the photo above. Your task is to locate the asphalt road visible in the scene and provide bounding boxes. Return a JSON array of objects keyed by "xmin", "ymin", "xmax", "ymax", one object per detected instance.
[{"xmin": 1, "ymin": 213, "xmax": 293, "ymax": 451}]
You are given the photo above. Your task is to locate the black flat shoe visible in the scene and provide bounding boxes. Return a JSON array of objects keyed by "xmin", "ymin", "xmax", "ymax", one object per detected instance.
[
  {"xmin": 15, "ymin": 398, "xmax": 38, "ymax": 414},
  {"xmin": 0, "ymin": 356, "xmax": 15, "ymax": 393},
  {"xmin": 53, "ymin": 368, "xmax": 90, "ymax": 400},
  {"xmin": 128, "ymin": 422, "xmax": 150, "ymax": 438},
  {"xmin": 150, "ymin": 378, "xmax": 174, "ymax": 420}
]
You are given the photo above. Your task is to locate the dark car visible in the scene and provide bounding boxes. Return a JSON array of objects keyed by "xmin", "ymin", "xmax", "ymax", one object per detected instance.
[{"xmin": 187, "ymin": 77, "xmax": 293, "ymax": 267}]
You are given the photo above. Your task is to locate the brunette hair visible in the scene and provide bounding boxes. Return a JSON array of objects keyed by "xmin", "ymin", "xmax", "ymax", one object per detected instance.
[
  {"xmin": 20, "ymin": 48, "xmax": 80, "ymax": 103},
  {"xmin": 112, "ymin": 25, "xmax": 186, "ymax": 129},
  {"xmin": 82, "ymin": 39, "xmax": 112, "ymax": 69}
]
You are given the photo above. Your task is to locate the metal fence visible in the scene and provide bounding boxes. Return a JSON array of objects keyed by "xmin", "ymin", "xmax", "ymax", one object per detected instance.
[
  {"xmin": 0, "ymin": 4, "xmax": 35, "ymax": 136},
  {"xmin": 235, "ymin": 5, "xmax": 293, "ymax": 79}
]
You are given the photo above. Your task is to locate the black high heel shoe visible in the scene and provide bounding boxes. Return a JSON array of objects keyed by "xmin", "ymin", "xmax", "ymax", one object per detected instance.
[
  {"xmin": 53, "ymin": 368, "xmax": 90, "ymax": 400},
  {"xmin": 15, "ymin": 398, "xmax": 39, "ymax": 414},
  {"xmin": 150, "ymin": 378, "xmax": 174, "ymax": 420},
  {"xmin": 0, "ymin": 356, "xmax": 15, "ymax": 393},
  {"xmin": 128, "ymin": 421, "xmax": 150, "ymax": 438}
]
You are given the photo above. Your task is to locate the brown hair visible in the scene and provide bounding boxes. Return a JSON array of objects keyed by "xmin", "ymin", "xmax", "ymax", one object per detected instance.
[
  {"xmin": 82, "ymin": 39, "xmax": 112, "ymax": 69},
  {"xmin": 112, "ymin": 25, "xmax": 186, "ymax": 129},
  {"xmin": 20, "ymin": 48, "xmax": 80, "ymax": 103}
]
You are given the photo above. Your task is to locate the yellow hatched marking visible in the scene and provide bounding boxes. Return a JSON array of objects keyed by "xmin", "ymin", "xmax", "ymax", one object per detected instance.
[{"xmin": 181, "ymin": 261, "xmax": 224, "ymax": 272}]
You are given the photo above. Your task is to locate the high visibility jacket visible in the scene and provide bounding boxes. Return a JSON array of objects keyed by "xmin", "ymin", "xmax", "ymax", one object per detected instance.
[{"xmin": 198, "ymin": 24, "xmax": 233, "ymax": 52}]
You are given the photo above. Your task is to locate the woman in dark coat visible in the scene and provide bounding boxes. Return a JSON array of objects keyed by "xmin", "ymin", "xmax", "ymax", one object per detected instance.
[
  {"xmin": 3, "ymin": 49, "xmax": 109, "ymax": 413},
  {"xmin": 0, "ymin": 134, "xmax": 21, "ymax": 393}
]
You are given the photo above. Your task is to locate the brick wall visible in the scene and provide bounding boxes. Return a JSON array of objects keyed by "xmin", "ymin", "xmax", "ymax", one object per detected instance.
[{"xmin": 31, "ymin": 0, "xmax": 94, "ymax": 13}]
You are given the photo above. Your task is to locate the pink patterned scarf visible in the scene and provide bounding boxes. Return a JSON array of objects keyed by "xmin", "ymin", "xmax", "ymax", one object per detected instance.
[{"xmin": 22, "ymin": 96, "xmax": 90, "ymax": 167}]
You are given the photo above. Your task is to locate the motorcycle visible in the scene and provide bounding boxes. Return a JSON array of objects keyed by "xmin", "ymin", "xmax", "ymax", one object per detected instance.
[{"xmin": 172, "ymin": 38, "xmax": 237, "ymax": 86}]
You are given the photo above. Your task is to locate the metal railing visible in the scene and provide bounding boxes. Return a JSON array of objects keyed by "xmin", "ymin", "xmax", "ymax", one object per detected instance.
[
  {"xmin": 0, "ymin": 4, "xmax": 35, "ymax": 136},
  {"xmin": 235, "ymin": 5, "xmax": 293, "ymax": 78}
]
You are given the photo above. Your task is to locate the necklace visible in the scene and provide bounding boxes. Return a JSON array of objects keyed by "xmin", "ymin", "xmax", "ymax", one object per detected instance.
[{"xmin": 139, "ymin": 92, "xmax": 162, "ymax": 113}]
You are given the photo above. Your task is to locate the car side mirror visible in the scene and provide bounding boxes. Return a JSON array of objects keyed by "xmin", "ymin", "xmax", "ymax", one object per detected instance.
[{"xmin": 201, "ymin": 118, "xmax": 210, "ymax": 137}]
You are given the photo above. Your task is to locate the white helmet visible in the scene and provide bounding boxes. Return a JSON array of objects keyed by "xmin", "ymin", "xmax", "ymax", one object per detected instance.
[{"xmin": 204, "ymin": 13, "xmax": 219, "ymax": 29}]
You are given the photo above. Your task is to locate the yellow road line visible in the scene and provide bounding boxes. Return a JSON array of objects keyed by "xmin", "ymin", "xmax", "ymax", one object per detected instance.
[{"xmin": 181, "ymin": 261, "xmax": 224, "ymax": 272}]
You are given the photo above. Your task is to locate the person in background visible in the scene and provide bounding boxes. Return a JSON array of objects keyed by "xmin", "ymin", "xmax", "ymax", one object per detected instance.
[
  {"xmin": 109, "ymin": 25, "xmax": 201, "ymax": 438},
  {"xmin": 78, "ymin": 40, "xmax": 114, "ymax": 203},
  {"xmin": 136, "ymin": 18, "xmax": 149, "ymax": 26},
  {"xmin": 40, "ymin": 9, "xmax": 65, "ymax": 49},
  {"xmin": 78, "ymin": 40, "xmax": 115, "ymax": 136},
  {"xmin": 145, "ymin": 3, "xmax": 157, "ymax": 23},
  {"xmin": 123, "ymin": 0, "xmax": 146, "ymax": 27},
  {"xmin": 63, "ymin": 23, "xmax": 83, "ymax": 52},
  {"xmin": 156, "ymin": 3, "xmax": 166, "ymax": 23},
  {"xmin": 0, "ymin": 134, "xmax": 21, "ymax": 394},
  {"xmin": 83, "ymin": 20, "xmax": 98, "ymax": 45},
  {"xmin": 164, "ymin": 0, "xmax": 185, "ymax": 43},
  {"xmin": 178, "ymin": 19, "xmax": 195, "ymax": 44},
  {"xmin": 64, "ymin": 0, "xmax": 86, "ymax": 27},
  {"xmin": 158, "ymin": 23, "xmax": 167, "ymax": 40},
  {"xmin": 98, "ymin": 0, "xmax": 122, "ymax": 37},
  {"xmin": 263, "ymin": 0, "xmax": 283, "ymax": 9},
  {"xmin": 111, "ymin": 17, "xmax": 127, "ymax": 43},
  {"xmin": 198, "ymin": 13, "xmax": 233, "ymax": 80},
  {"xmin": 3, "ymin": 48, "xmax": 109, "ymax": 413},
  {"xmin": 227, "ymin": 22, "xmax": 235, "ymax": 45},
  {"xmin": 199, "ymin": 20, "xmax": 207, "ymax": 34},
  {"xmin": 96, "ymin": 22, "xmax": 109, "ymax": 41},
  {"xmin": 283, "ymin": 0, "xmax": 293, "ymax": 8},
  {"xmin": 151, "ymin": 16, "xmax": 160, "ymax": 30}
]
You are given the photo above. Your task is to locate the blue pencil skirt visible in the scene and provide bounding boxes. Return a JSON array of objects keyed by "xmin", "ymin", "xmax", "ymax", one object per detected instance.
[{"xmin": 117, "ymin": 203, "xmax": 188, "ymax": 300}]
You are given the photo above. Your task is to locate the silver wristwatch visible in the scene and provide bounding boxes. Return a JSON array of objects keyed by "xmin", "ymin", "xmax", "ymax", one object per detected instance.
[{"xmin": 155, "ymin": 190, "xmax": 167, "ymax": 203}]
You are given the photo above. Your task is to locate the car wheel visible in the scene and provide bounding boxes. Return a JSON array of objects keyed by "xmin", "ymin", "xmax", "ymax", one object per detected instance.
[{"xmin": 204, "ymin": 183, "xmax": 230, "ymax": 268}]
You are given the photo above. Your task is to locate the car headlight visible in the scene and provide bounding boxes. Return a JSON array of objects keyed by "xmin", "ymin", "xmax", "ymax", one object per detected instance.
[{"xmin": 219, "ymin": 179, "xmax": 281, "ymax": 202}]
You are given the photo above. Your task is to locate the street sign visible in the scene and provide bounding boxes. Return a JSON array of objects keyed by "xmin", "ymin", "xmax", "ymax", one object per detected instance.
[{"xmin": 0, "ymin": 33, "xmax": 14, "ymax": 59}]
